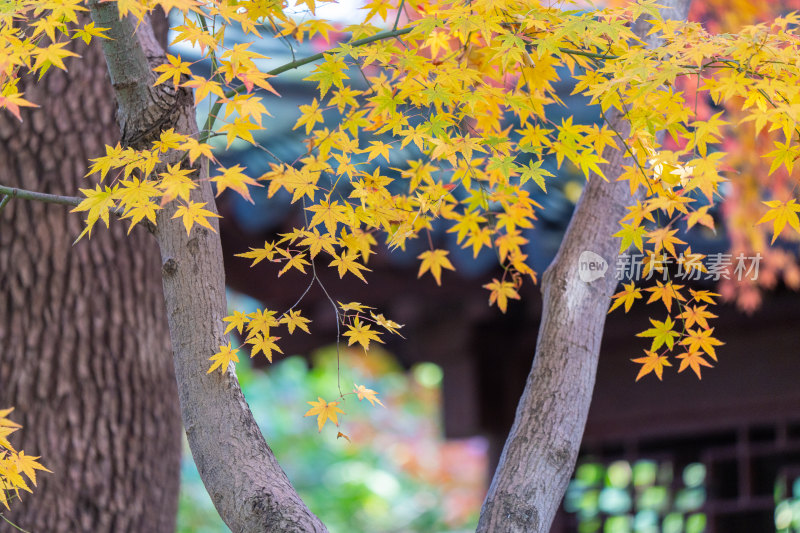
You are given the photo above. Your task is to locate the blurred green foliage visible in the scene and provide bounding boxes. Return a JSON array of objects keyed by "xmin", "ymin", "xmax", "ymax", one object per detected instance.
[
  {"xmin": 775, "ymin": 476, "xmax": 800, "ymax": 532},
  {"xmin": 177, "ymin": 338, "xmax": 485, "ymax": 533},
  {"xmin": 564, "ymin": 459, "xmax": 707, "ymax": 533}
]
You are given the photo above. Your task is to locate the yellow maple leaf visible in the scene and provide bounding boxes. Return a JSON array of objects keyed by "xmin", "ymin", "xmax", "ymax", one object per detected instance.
[
  {"xmin": 277, "ymin": 250, "xmax": 310, "ymax": 276},
  {"xmin": 172, "ymin": 201, "xmax": 221, "ymax": 236},
  {"xmin": 183, "ymin": 75, "xmax": 225, "ymax": 105},
  {"xmin": 0, "ymin": 92, "xmax": 39, "ymax": 122},
  {"xmin": 281, "ymin": 309, "xmax": 311, "ymax": 334},
  {"xmin": 483, "ymin": 278, "xmax": 521, "ymax": 313},
  {"xmin": 298, "ymin": 229, "xmax": 337, "ymax": 258},
  {"xmin": 306, "ymin": 198, "xmax": 348, "ymax": 235},
  {"xmin": 338, "ymin": 301, "xmax": 373, "ymax": 313},
  {"xmin": 608, "ymin": 282, "xmax": 643, "ymax": 313},
  {"xmin": 153, "ymin": 53, "xmax": 193, "ymax": 86},
  {"xmin": 686, "ymin": 205, "xmax": 715, "ymax": 232},
  {"xmin": 361, "ymin": 140, "xmax": 392, "ymax": 163},
  {"xmin": 689, "ymin": 289, "xmax": 720, "ymax": 305},
  {"xmin": 1, "ymin": 455, "xmax": 30, "ymax": 494},
  {"xmin": 353, "ymin": 384, "xmax": 384, "ymax": 407},
  {"xmin": 180, "ymin": 138, "xmax": 216, "ymax": 165},
  {"xmin": 680, "ymin": 327, "xmax": 724, "ymax": 361},
  {"xmin": 304, "ymin": 397, "xmax": 345, "ymax": 432},
  {"xmin": 631, "ymin": 350, "xmax": 672, "ymax": 381},
  {"xmin": 676, "ymin": 350, "xmax": 712, "ymax": 379},
  {"xmin": 294, "ymin": 98, "xmax": 324, "ymax": 135},
  {"xmin": 210, "ymin": 164, "xmax": 262, "ymax": 203},
  {"xmin": 304, "ymin": 55, "xmax": 349, "ymax": 97},
  {"xmin": 207, "ymin": 343, "xmax": 240, "ymax": 374},
  {"xmin": 424, "ymin": 30, "xmax": 451, "ymax": 58},
  {"xmin": 32, "ymin": 42, "xmax": 79, "ymax": 74},
  {"xmin": 329, "ymin": 251, "xmax": 371, "ymax": 283},
  {"xmin": 71, "ymin": 185, "xmax": 118, "ymax": 241},
  {"xmin": 235, "ymin": 241, "xmax": 277, "ymax": 266},
  {"xmin": 417, "ymin": 249, "xmax": 455, "ymax": 286},
  {"xmin": 0, "ymin": 409, "xmax": 20, "ymax": 451},
  {"xmin": 121, "ymin": 201, "xmax": 160, "ymax": 233},
  {"xmin": 86, "ymin": 144, "xmax": 124, "ymax": 180},
  {"xmin": 613, "ymin": 223, "xmax": 647, "ymax": 253},
  {"xmin": 158, "ymin": 164, "xmax": 196, "ymax": 204},
  {"xmin": 646, "ymin": 227, "xmax": 687, "ymax": 257},
  {"xmin": 644, "ymin": 281, "xmax": 686, "ymax": 312},
  {"xmin": 369, "ymin": 312, "xmax": 404, "ymax": 337},
  {"xmin": 360, "ymin": 0, "xmax": 392, "ymax": 21},
  {"xmin": 219, "ymin": 117, "xmax": 259, "ymax": 148},
  {"xmin": 70, "ymin": 22, "xmax": 110, "ymax": 44},
  {"xmin": 246, "ymin": 309, "xmax": 280, "ymax": 337},
  {"xmin": 0, "ymin": 408, "xmax": 20, "ymax": 429},
  {"xmin": 636, "ymin": 316, "xmax": 679, "ymax": 352},
  {"xmin": 247, "ymin": 333, "xmax": 283, "ymax": 362},
  {"xmin": 343, "ymin": 317, "xmax": 383, "ymax": 352},
  {"xmin": 10, "ymin": 451, "xmax": 50, "ymax": 488},
  {"xmin": 677, "ymin": 305, "xmax": 717, "ymax": 330},
  {"xmin": 223, "ymin": 310, "xmax": 250, "ymax": 335},
  {"xmin": 757, "ymin": 199, "xmax": 800, "ymax": 244}
]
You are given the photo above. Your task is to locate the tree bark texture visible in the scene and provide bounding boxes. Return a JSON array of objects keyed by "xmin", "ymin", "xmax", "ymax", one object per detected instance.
[
  {"xmin": 87, "ymin": 4, "xmax": 328, "ymax": 531},
  {"xmin": 476, "ymin": 2, "xmax": 692, "ymax": 532},
  {"xmin": 0, "ymin": 15, "xmax": 182, "ymax": 533}
]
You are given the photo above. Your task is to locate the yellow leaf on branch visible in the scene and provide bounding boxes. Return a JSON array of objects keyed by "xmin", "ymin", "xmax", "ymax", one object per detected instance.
[
  {"xmin": 172, "ymin": 201, "xmax": 221, "ymax": 236},
  {"xmin": 304, "ymin": 398, "xmax": 344, "ymax": 432},
  {"xmin": 417, "ymin": 249, "xmax": 455, "ymax": 286}
]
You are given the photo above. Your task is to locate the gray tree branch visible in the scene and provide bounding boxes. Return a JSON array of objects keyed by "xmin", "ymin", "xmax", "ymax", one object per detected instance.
[
  {"xmin": 87, "ymin": 3, "xmax": 327, "ymax": 531},
  {"xmin": 476, "ymin": 1, "xmax": 692, "ymax": 531},
  {"xmin": 0, "ymin": 184, "xmax": 80, "ymax": 208}
]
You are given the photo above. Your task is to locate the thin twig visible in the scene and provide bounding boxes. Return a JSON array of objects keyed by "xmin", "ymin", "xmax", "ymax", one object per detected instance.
[
  {"xmin": 0, "ymin": 194, "xmax": 11, "ymax": 215},
  {"xmin": 0, "ymin": 512, "xmax": 32, "ymax": 533},
  {"xmin": 393, "ymin": 0, "xmax": 406, "ymax": 31},
  {"xmin": 0, "ymin": 184, "xmax": 81, "ymax": 208}
]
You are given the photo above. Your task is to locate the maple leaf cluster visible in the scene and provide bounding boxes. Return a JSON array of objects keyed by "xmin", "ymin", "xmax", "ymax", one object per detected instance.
[
  {"xmin": 208, "ymin": 301, "xmax": 398, "ymax": 433},
  {"xmin": 5, "ymin": 0, "xmax": 800, "ymax": 430},
  {"xmin": 0, "ymin": 408, "xmax": 50, "ymax": 509},
  {"xmin": 612, "ymin": 284, "xmax": 723, "ymax": 380}
]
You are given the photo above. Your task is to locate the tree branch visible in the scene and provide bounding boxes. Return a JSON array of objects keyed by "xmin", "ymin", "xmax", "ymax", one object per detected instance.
[
  {"xmin": 87, "ymin": 3, "xmax": 327, "ymax": 531},
  {"xmin": 476, "ymin": 2, "xmax": 692, "ymax": 532},
  {"xmin": 0, "ymin": 184, "xmax": 81, "ymax": 208}
]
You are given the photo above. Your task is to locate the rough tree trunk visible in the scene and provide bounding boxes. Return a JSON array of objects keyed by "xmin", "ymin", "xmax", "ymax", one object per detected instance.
[
  {"xmin": 0, "ymin": 15, "xmax": 182, "ymax": 533},
  {"xmin": 476, "ymin": 1, "xmax": 691, "ymax": 531},
  {"xmin": 86, "ymin": 4, "xmax": 328, "ymax": 531}
]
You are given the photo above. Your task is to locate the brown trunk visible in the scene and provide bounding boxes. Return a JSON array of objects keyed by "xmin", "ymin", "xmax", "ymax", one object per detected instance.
[{"xmin": 0, "ymin": 17, "xmax": 181, "ymax": 533}]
